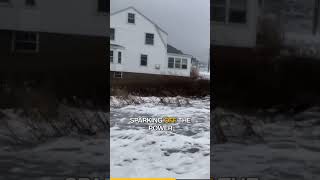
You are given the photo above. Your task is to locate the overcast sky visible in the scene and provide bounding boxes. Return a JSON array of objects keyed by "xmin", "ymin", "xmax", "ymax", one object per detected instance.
[{"xmin": 111, "ymin": 0, "xmax": 210, "ymax": 64}]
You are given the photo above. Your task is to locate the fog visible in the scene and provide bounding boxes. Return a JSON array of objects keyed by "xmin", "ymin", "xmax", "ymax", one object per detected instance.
[{"xmin": 111, "ymin": 0, "xmax": 210, "ymax": 65}]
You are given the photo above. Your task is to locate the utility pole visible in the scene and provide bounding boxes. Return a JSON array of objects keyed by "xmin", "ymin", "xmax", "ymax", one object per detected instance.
[{"xmin": 313, "ymin": 0, "xmax": 320, "ymax": 35}]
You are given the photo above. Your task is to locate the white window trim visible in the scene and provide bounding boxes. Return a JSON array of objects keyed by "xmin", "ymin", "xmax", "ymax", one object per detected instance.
[
  {"xmin": 110, "ymin": 28, "xmax": 115, "ymax": 41},
  {"xmin": 168, "ymin": 57, "xmax": 175, "ymax": 68},
  {"xmin": 140, "ymin": 54, "xmax": 148, "ymax": 67},
  {"xmin": 110, "ymin": 50, "xmax": 114, "ymax": 63},
  {"xmin": 118, "ymin": 51, "xmax": 122, "ymax": 64},
  {"xmin": 145, "ymin": 33, "xmax": 154, "ymax": 45},
  {"xmin": 168, "ymin": 56, "xmax": 189, "ymax": 70},
  {"xmin": 128, "ymin": 13, "xmax": 135, "ymax": 24},
  {"xmin": 175, "ymin": 58, "xmax": 182, "ymax": 69},
  {"xmin": 181, "ymin": 58, "xmax": 188, "ymax": 69},
  {"xmin": 12, "ymin": 31, "xmax": 40, "ymax": 53}
]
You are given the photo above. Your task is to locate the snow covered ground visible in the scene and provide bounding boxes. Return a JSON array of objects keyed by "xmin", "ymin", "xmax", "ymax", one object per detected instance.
[
  {"xmin": 212, "ymin": 107, "xmax": 320, "ymax": 179},
  {"xmin": 110, "ymin": 96, "xmax": 210, "ymax": 178},
  {"xmin": 283, "ymin": 32, "xmax": 320, "ymax": 58},
  {"xmin": 0, "ymin": 106, "xmax": 109, "ymax": 180},
  {"xmin": 199, "ymin": 71, "xmax": 210, "ymax": 80}
]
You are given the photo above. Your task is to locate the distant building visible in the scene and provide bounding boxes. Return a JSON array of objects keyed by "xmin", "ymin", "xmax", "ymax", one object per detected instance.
[{"xmin": 110, "ymin": 6, "xmax": 193, "ymax": 79}]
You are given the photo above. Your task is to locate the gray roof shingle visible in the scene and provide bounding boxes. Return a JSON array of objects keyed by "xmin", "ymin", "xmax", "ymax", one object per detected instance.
[{"xmin": 167, "ymin": 44, "xmax": 184, "ymax": 54}]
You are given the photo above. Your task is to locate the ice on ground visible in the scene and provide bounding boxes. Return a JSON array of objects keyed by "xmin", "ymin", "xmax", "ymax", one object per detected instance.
[
  {"xmin": 0, "ymin": 106, "xmax": 109, "ymax": 180},
  {"xmin": 283, "ymin": 32, "xmax": 320, "ymax": 58},
  {"xmin": 110, "ymin": 96, "xmax": 210, "ymax": 178},
  {"xmin": 198, "ymin": 71, "xmax": 210, "ymax": 80},
  {"xmin": 212, "ymin": 107, "xmax": 320, "ymax": 179}
]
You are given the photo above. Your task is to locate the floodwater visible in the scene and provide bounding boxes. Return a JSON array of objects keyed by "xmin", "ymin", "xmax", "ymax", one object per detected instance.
[{"xmin": 110, "ymin": 96, "xmax": 210, "ymax": 178}]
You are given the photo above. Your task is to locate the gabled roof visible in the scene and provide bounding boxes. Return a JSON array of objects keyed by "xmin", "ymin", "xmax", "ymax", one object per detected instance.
[
  {"xmin": 111, "ymin": 44, "xmax": 125, "ymax": 50},
  {"xmin": 167, "ymin": 44, "xmax": 193, "ymax": 57},
  {"xmin": 111, "ymin": 6, "xmax": 168, "ymax": 35},
  {"xmin": 167, "ymin": 44, "xmax": 183, "ymax": 54}
]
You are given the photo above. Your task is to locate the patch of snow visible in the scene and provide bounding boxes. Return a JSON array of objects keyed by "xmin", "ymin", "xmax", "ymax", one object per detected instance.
[
  {"xmin": 212, "ymin": 107, "xmax": 320, "ymax": 179},
  {"xmin": 110, "ymin": 97, "xmax": 210, "ymax": 178},
  {"xmin": 198, "ymin": 71, "xmax": 210, "ymax": 80}
]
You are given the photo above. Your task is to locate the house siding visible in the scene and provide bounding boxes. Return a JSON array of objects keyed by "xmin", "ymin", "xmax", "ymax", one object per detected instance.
[
  {"xmin": 0, "ymin": 30, "xmax": 107, "ymax": 72},
  {"xmin": 110, "ymin": 8, "xmax": 167, "ymax": 75},
  {"xmin": 0, "ymin": 0, "xmax": 108, "ymax": 37},
  {"xmin": 211, "ymin": 0, "xmax": 259, "ymax": 48},
  {"xmin": 110, "ymin": 7, "xmax": 191, "ymax": 77}
]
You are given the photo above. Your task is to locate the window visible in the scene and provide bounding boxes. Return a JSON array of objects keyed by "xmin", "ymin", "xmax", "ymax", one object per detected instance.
[
  {"xmin": 175, "ymin": 58, "xmax": 181, "ymax": 69},
  {"xmin": 110, "ymin": 50, "xmax": 113, "ymax": 63},
  {"xmin": 140, "ymin": 54, "xmax": 148, "ymax": 66},
  {"xmin": 118, "ymin": 52, "xmax": 122, "ymax": 64},
  {"xmin": 145, "ymin": 33, "xmax": 154, "ymax": 45},
  {"xmin": 211, "ymin": 0, "xmax": 247, "ymax": 24},
  {"xmin": 229, "ymin": 0, "xmax": 247, "ymax": 23},
  {"xmin": 114, "ymin": 72, "xmax": 122, "ymax": 78},
  {"xmin": 13, "ymin": 31, "xmax": 39, "ymax": 53},
  {"xmin": 98, "ymin": 0, "xmax": 107, "ymax": 13},
  {"xmin": 128, "ymin": 13, "xmax": 135, "ymax": 24},
  {"xmin": 110, "ymin": 28, "xmax": 115, "ymax": 40},
  {"xmin": 211, "ymin": 0, "xmax": 226, "ymax": 22},
  {"xmin": 168, "ymin": 57, "xmax": 174, "ymax": 68},
  {"xmin": 0, "ymin": 0, "xmax": 9, "ymax": 4},
  {"xmin": 182, "ymin": 59, "xmax": 188, "ymax": 69},
  {"xmin": 25, "ymin": 0, "xmax": 35, "ymax": 7}
]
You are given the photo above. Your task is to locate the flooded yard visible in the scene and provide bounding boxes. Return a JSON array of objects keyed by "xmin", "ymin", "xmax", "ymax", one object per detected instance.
[
  {"xmin": 212, "ymin": 107, "xmax": 320, "ymax": 180},
  {"xmin": 110, "ymin": 96, "xmax": 210, "ymax": 178}
]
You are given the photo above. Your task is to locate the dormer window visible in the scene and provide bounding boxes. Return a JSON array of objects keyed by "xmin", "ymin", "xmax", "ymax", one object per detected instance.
[{"xmin": 128, "ymin": 13, "xmax": 135, "ymax": 24}]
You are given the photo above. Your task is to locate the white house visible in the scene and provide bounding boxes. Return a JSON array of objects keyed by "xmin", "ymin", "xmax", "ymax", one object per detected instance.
[{"xmin": 110, "ymin": 6, "xmax": 192, "ymax": 78}]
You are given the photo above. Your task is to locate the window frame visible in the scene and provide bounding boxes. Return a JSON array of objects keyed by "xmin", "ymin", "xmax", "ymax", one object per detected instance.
[
  {"xmin": 118, "ymin": 51, "xmax": 122, "ymax": 64},
  {"xmin": 140, "ymin": 54, "xmax": 148, "ymax": 66},
  {"xmin": 12, "ymin": 31, "xmax": 39, "ymax": 53},
  {"xmin": 110, "ymin": 28, "xmax": 115, "ymax": 40},
  {"xmin": 145, "ymin": 33, "xmax": 154, "ymax": 45},
  {"xmin": 181, "ymin": 59, "xmax": 188, "ymax": 69},
  {"xmin": 175, "ymin": 58, "xmax": 181, "ymax": 69},
  {"xmin": 128, "ymin": 13, "xmax": 135, "ymax": 24},
  {"xmin": 168, "ymin": 57, "xmax": 174, "ymax": 68},
  {"xmin": 211, "ymin": 0, "xmax": 247, "ymax": 25},
  {"xmin": 228, "ymin": 0, "xmax": 247, "ymax": 24},
  {"xmin": 110, "ymin": 50, "xmax": 114, "ymax": 63},
  {"xmin": 211, "ymin": 0, "xmax": 227, "ymax": 23}
]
